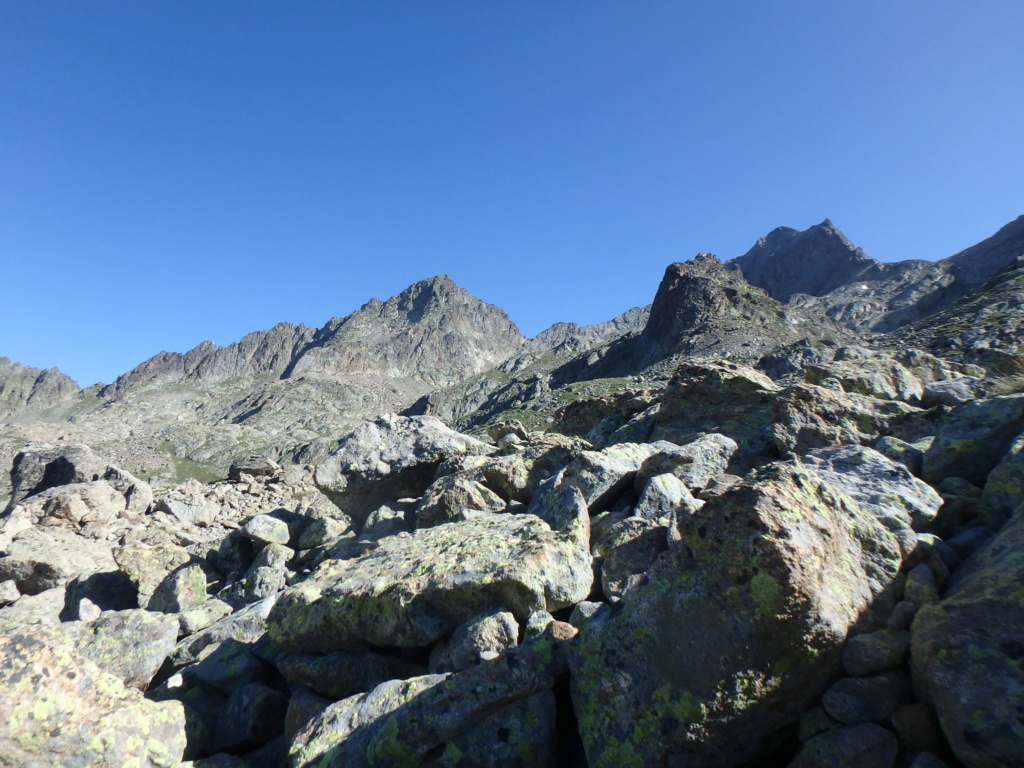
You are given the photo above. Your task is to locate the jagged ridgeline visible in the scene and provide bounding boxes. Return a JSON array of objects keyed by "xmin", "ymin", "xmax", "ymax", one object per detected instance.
[{"xmin": 1, "ymin": 216, "xmax": 1023, "ymax": 767}]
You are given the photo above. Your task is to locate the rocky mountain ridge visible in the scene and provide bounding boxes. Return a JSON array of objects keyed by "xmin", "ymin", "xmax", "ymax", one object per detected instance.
[{"xmin": 1, "ymin": 214, "xmax": 1024, "ymax": 767}]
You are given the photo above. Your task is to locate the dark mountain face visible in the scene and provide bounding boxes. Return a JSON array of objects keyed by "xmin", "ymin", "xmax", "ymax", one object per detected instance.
[
  {"xmin": 726, "ymin": 219, "xmax": 882, "ymax": 302},
  {"xmin": 0, "ymin": 358, "xmax": 79, "ymax": 419}
]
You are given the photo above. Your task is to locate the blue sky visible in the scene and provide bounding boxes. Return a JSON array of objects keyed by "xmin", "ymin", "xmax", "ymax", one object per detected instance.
[{"xmin": 2, "ymin": 2, "xmax": 1022, "ymax": 387}]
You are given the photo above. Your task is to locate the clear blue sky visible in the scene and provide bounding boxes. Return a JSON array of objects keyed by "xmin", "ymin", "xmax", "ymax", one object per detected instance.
[{"xmin": 2, "ymin": 2, "xmax": 1022, "ymax": 387}]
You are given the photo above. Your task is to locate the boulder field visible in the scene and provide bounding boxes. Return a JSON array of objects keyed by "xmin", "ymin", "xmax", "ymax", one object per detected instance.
[{"xmin": 1, "ymin": 371, "xmax": 1022, "ymax": 768}]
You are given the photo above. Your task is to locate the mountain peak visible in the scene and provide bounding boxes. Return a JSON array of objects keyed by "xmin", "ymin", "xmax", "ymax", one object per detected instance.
[{"xmin": 726, "ymin": 219, "xmax": 876, "ymax": 302}]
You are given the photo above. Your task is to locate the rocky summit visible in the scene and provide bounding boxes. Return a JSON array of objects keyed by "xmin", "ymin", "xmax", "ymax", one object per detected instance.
[{"xmin": 1, "ymin": 216, "xmax": 1024, "ymax": 768}]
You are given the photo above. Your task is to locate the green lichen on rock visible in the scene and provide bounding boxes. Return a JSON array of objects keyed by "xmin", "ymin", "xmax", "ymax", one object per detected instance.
[{"xmin": 570, "ymin": 461, "xmax": 902, "ymax": 768}]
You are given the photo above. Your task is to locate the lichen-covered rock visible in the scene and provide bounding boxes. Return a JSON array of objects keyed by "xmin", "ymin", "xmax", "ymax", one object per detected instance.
[
  {"xmin": 429, "ymin": 610, "xmax": 519, "ymax": 674},
  {"xmin": 10, "ymin": 480, "xmax": 128, "ymax": 534},
  {"xmin": 804, "ymin": 358, "xmax": 923, "ymax": 403},
  {"xmin": 802, "ymin": 445, "xmax": 943, "ymax": 532},
  {"xmin": 170, "ymin": 595, "xmax": 277, "ymax": 666},
  {"xmin": 921, "ymin": 376, "xmax": 987, "ymax": 408},
  {"xmin": 632, "ymin": 472, "xmax": 700, "ymax": 521},
  {"xmin": 911, "ymin": 504, "xmax": 1024, "ymax": 767},
  {"xmin": 289, "ymin": 629, "xmax": 567, "ymax": 768},
  {"xmin": 771, "ymin": 384, "xmax": 918, "ymax": 456},
  {"xmin": 570, "ymin": 462, "xmax": 903, "ymax": 768},
  {"xmin": 978, "ymin": 431, "xmax": 1024, "ymax": 527},
  {"xmin": 789, "ymin": 723, "xmax": 898, "ymax": 768},
  {"xmin": 873, "ymin": 435, "xmax": 925, "ymax": 477},
  {"xmin": 241, "ymin": 514, "xmax": 291, "ymax": 546},
  {"xmin": 428, "ymin": 691, "xmax": 559, "ymax": 768},
  {"xmin": 57, "ymin": 609, "xmax": 179, "ymax": 690},
  {"xmin": 149, "ymin": 563, "xmax": 210, "ymax": 613},
  {"xmin": 0, "ymin": 526, "xmax": 117, "ymax": 595},
  {"xmin": 636, "ymin": 433, "xmax": 739, "ymax": 491},
  {"xmin": 228, "ymin": 454, "xmax": 279, "ymax": 482},
  {"xmin": 651, "ymin": 361, "xmax": 778, "ymax": 460},
  {"xmin": 548, "ymin": 442, "xmax": 661, "ymax": 512},
  {"xmin": 268, "ymin": 504, "xmax": 591, "ymax": 653},
  {"xmin": 0, "ymin": 584, "xmax": 65, "ymax": 633},
  {"xmin": 212, "ymin": 681, "xmax": 288, "ymax": 753},
  {"xmin": 415, "ymin": 475, "xmax": 505, "ymax": 529},
  {"xmin": 841, "ymin": 630, "xmax": 910, "ymax": 676},
  {"xmin": 595, "ymin": 516, "xmax": 669, "ymax": 600},
  {"xmin": 314, "ymin": 414, "xmax": 493, "ymax": 528},
  {"xmin": 278, "ymin": 649, "xmax": 426, "ymax": 700},
  {"xmin": 114, "ymin": 542, "xmax": 195, "ymax": 607},
  {"xmin": 921, "ymin": 393, "xmax": 1024, "ymax": 484},
  {"xmin": 0, "ymin": 628, "xmax": 186, "ymax": 767}
]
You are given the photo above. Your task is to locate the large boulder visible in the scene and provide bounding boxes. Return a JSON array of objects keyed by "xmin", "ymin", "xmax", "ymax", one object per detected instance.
[
  {"xmin": 4, "ymin": 443, "xmax": 108, "ymax": 512},
  {"xmin": 802, "ymin": 445, "xmax": 943, "ymax": 533},
  {"xmin": 268, "ymin": 499, "xmax": 591, "ymax": 653},
  {"xmin": 921, "ymin": 393, "xmax": 1024, "ymax": 484},
  {"xmin": 978, "ymin": 431, "xmax": 1024, "ymax": 526},
  {"xmin": 314, "ymin": 415, "xmax": 493, "ymax": 528},
  {"xmin": 289, "ymin": 628, "xmax": 568, "ymax": 768},
  {"xmin": 804, "ymin": 358, "xmax": 923, "ymax": 403},
  {"xmin": 912, "ymin": 505, "xmax": 1024, "ymax": 766},
  {"xmin": 0, "ymin": 526, "xmax": 117, "ymax": 595},
  {"xmin": 570, "ymin": 462, "xmax": 903, "ymax": 768},
  {"xmin": 0, "ymin": 627, "xmax": 187, "ymax": 767}
]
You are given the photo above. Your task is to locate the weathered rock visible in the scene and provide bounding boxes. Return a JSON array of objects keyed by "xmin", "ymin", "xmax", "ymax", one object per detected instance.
[
  {"xmin": 170, "ymin": 595, "xmax": 277, "ymax": 666},
  {"xmin": 241, "ymin": 513, "xmax": 291, "ymax": 546},
  {"xmin": 114, "ymin": 542, "xmax": 195, "ymax": 607},
  {"xmin": 179, "ymin": 598, "xmax": 234, "ymax": 636},
  {"xmin": 0, "ymin": 628, "xmax": 186, "ymax": 767},
  {"xmin": 921, "ymin": 376, "xmax": 987, "ymax": 408},
  {"xmin": 802, "ymin": 445, "xmax": 942, "ymax": 532},
  {"xmin": 904, "ymin": 563, "xmax": 939, "ymax": 605},
  {"xmin": 289, "ymin": 629, "xmax": 566, "ymax": 768},
  {"xmin": 154, "ymin": 493, "xmax": 217, "ymax": 528},
  {"xmin": 0, "ymin": 584, "xmax": 65, "ymax": 633},
  {"xmin": 636, "ymin": 434, "xmax": 739, "ymax": 491},
  {"xmin": 212, "ymin": 681, "xmax": 288, "ymax": 753},
  {"xmin": 978, "ymin": 431, "xmax": 1024, "ymax": 526},
  {"xmin": 314, "ymin": 414, "xmax": 493, "ymax": 528},
  {"xmin": 415, "ymin": 475, "xmax": 505, "ymax": 529},
  {"xmin": 772, "ymin": 383, "xmax": 917, "ymax": 456},
  {"xmin": 790, "ymin": 723, "xmax": 899, "ymax": 768},
  {"xmin": 911, "ymin": 504, "xmax": 1024, "ymax": 767},
  {"xmin": 228, "ymin": 454, "xmax": 279, "ymax": 482},
  {"xmin": 427, "ymin": 690, "xmax": 558, "ymax": 768},
  {"xmin": 632, "ymin": 472, "xmax": 700, "ymax": 521},
  {"xmin": 890, "ymin": 702, "xmax": 949, "ymax": 758},
  {"xmin": 4, "ymin": 443, "xmax": 108, "ymax": 511},
  {"xmin": 545, "ymin": 442, "xmax": 660, "ymax": 513},
  {"xmin": 11, "ymin": 480, "xmax": 128, "ymax": 534},
  {"xmin": 0, "ymin": 526, "xmax": 117, "ymax": 594},
  {"xmin": 149, "ymin": 563, "xmax": 210, "ymax": 613},
  {"xmin": 841, "ymin": 630, "xmax": 910, "ymax": 676},
  {"xmin": 873, "ymin": 435, "xmax": 925, "ymax": 477},
  {"xmin": 921, "ymin": 393, "xmax": 1024, "ymax": 484},
  {"xmin": 804, "ymin": 359, "xmax": 923, "ymax": 403},
  {"xmin": 429, "ymin": 610, "xmax": 519, "ymax": 674},
  {"xmin": 821, "ymin": 671, "xmax": 912, "ymax": 724},
  {"xmin": 797, "ymin": 706, "xmax": 840, "ymax": 743},
  {"xmin": 360, "ymin": 502, "xmax": 413, "ymax": 541},
  {"xmin": 570, "ymin": 462, "xmax": 903, "ymax": 768},
  {"xmin": 268, "ymin": 503, "xmax": 591, "ymax": 653},
  {"xmin": 0, "ymin": 578, "xmax": 18, "ymax": 606},
  {"xmin": 278, "ymin": 649, "xmax": 426, "ymax": 700},
  {"xmin": 193, "ymin": 638, "xmax": 267, "ymax": 694},
  {"xmin": 595, "ymin": 516, "xmax": 669, "ymax": 600},
  {"xmin": 56, "ymin": 609, "xmax": 179, "ymax": 691},
  {"xmin": 652, "ymin": 361, "xmax": 778, "ymax": 460}
]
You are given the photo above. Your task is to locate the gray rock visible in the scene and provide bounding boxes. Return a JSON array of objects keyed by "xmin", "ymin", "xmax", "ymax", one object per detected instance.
[
  {"xmin": 0, "ymin": 578, "xmax": 19, "ymax": 606},
  {"xmin": 842, "ymin": 630, "xmax": 910, "ymax": 676},
  {"xmin": 171, "ymin": 595, "xmax": 277, "ymax": 666},
  {"xmin": 149, "ymin": 563, "xmax": 209, "ymax": 613},
  {"xmin": 179, "ymin": 598, "xmax": 234, "ymax": 636},
  {"xmin": 886, "ymin": 601, "xmax": 919, "ymax": 631},
  {"xmin": 289, "ymin": 628, "xmax": 567, "ymax": 767},
  {"xmin": 429, "ymin": 610, "xmax": 519, "ymax": 674},
  {"xmin": 0, "ymin": 584, "xmax": 65, "ymax": 633},
  {"xmin": 570, "ymin": 462, "xmax": 903, "ymax": 768},
  {"xmin": 921, "ymin": 376, "xmax": 987, "ymax": 408},
  {"xmin": 194, "ymin": 638, "xmax": 267, "ymax": 694},
  {"xmin": 0, "ymin": 628, "xmax": 187, "ymax": 767},
  {"xmin": 278, "ymin": 649, "xmax": 426, "ymax": 700},
  {"xmin": 632, "ymin": 472, "xmax": 699, "ymax": 521},
  {"xmin": 821, "ymin": 671, "xmax": 912, "ymax": 724},
  {"xmin": 797, "ymin": 706, "xmax": 840, "ymax": 742},
  {"xmin": 228, "ymin": 454, "xmax": 279, "ymax": 482},
  {"xmin": 543, "ymin": 441, "xmax": 661, "ymax": 512},
  {"xmin": 979, "ymin": 431, "xmax": 1024, "ymax": 527},
  {"xmin": 4, "ymin": 443, "xmax": 108, "ymax": 511},
  {"xmin": 890, "ymin": 702, "xmax": 948, "ymax": 757},
  {"xmin": 636, "ymin": 433, "xmax": 739, "ymax": 491},
  {"xmin": 802, "ymin": 445, "xmax": 942, "ymax": 533},
  {"xmin": 904, "ymin": 563, "xmax": 939, "ymax": 605},
  {"xmin": 314, "ymin": 414, "xmax": 493, "ymax": 528},
  {"xmin": 922, "ymin": 393, "xmax": 1024, "ymax": 484},
  {"xmin": 241, "ymin": 514, "xmax": 291, "ymax": 546},
  {"xmin": 873, "ymin": 435, "xmax": 924, "ymax": 477},
  {"xmin": 0, "ymin": 526, "xmax": 117, "ymax": 595},
  {"xmin": 212, "ymin": 681, "xmax": 287, "ymax": 753},
  {"xmin": 268, "ymin": 502, "xmax": 591, "ymax": 653},
  {"xmin": 595, "ymin": 516, "xmax": 668, "ymax": 600},
  {"xmin": 790, "ymin": 723, "xmax": 898, "ymax": 768},
  {"xmin": 912, "ymin": 504, "xmax": 1024, "ymax": 767}
]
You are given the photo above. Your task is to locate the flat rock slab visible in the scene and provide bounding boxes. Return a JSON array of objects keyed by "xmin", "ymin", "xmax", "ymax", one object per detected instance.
[{"xmin": 268, "ymin": 509, "xmax": 592, "ymax": 653}]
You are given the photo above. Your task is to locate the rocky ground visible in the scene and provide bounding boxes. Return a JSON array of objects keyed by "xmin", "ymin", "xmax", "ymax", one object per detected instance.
[{"xmin": 1, "ymin": 215, "xmax": 1023, "ymax": 767}]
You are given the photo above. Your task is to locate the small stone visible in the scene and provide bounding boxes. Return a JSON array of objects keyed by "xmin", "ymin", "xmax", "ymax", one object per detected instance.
[
  {"xmin": 0, "ymin": 579, "xmax": 20, "ymax": 606},
  {"xmin": 179, "ymin": 599, "xmax": 234, "ymax": 636},
  {"xmin": 937, "ymin": 476, "xmax": 982, "ymax": 498},
  {"xmin": 194, "ymin": 639, "xmax": 267, "ymax": 695},
  {"xmin": 886, "ymin": 601, "xmax": 919, "ymax": 631},
  {"xmin": 890, "ymin": 702, "xmax": 948, "ymax": 756},
  {"xmin": 797, "ymin": 706, "xmax": 840, "ymax": 742},
  {"xmin": 212, "ymin": 682, "xmax": 288, "ymax": 753},
  {"xmin": 429, "ymin": 611, "xmax": 520, "ymax": 674}
]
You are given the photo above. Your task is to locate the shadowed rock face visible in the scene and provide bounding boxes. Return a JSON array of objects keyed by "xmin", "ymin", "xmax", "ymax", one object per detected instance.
[
  {"xmin": 0, "ymin": 357, "xmax": 79, "ymax": 419},
  {"xmin": 727, "ymin": 220, "xmax": 881, "ymax": 302}
]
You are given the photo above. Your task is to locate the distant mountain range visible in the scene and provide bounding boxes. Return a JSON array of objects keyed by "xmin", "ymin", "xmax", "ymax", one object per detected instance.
[{"xmin": 2, "ymin": 214, "xmax": 1021, "ymax": 500}]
